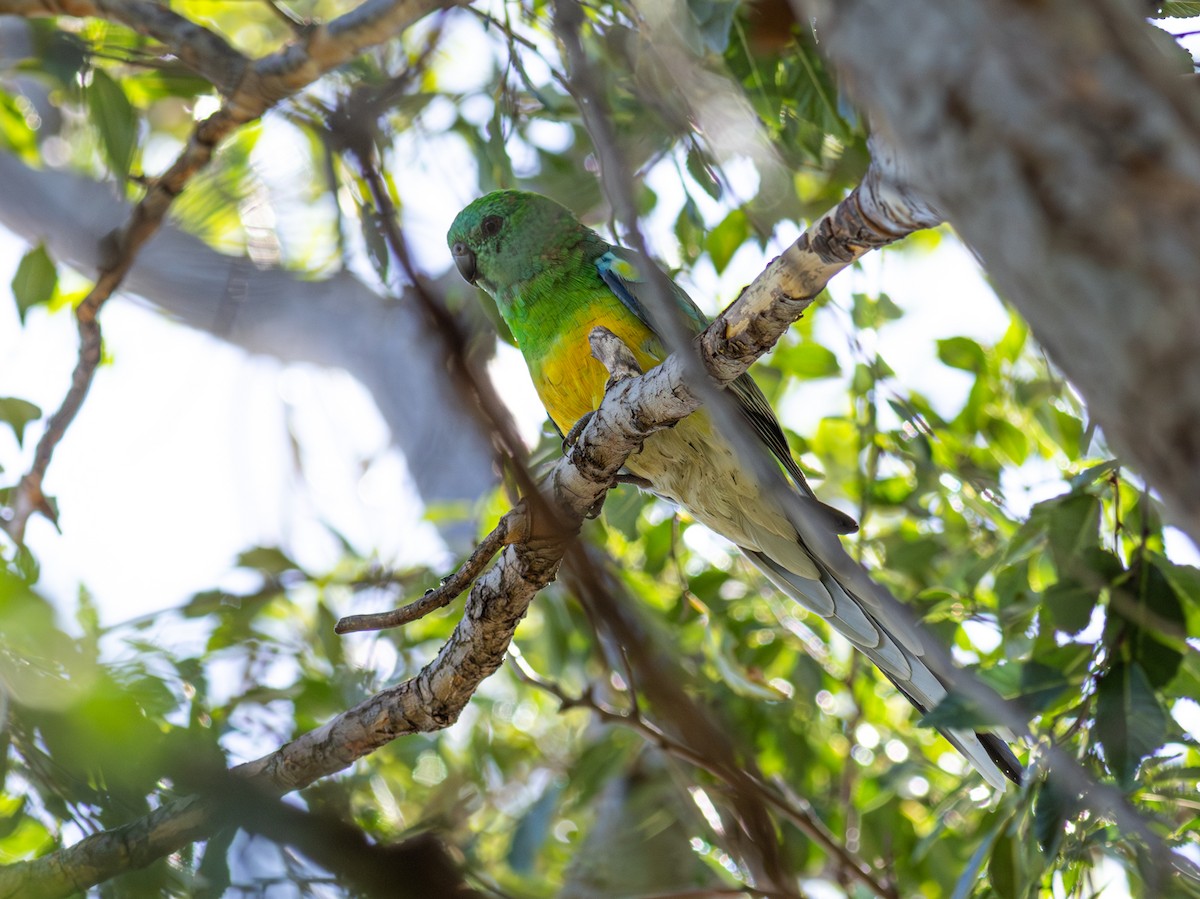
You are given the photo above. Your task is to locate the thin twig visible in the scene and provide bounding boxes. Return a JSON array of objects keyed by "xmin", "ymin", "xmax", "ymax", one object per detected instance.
[
  {"xmin": 335, "ymin": 508, "xmax": 527, "ymax": 633},
  {"xmin": 0, "ymin": 0, "xmax": 456, "ymax": 545}
]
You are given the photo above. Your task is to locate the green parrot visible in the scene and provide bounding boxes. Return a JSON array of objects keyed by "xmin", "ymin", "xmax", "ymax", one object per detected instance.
[{"xmin": 448, "ymin": 190, "xmax": 1021, "ymax": 790}]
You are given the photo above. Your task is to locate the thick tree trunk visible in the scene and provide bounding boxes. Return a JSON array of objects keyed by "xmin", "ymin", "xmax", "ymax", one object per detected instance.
[
  {"xmin": 0, "ymin": 152, "xmax": 496, "ymax": 547},
  {"xmin": 810, "ymin": 0, "xmax": 1200, "ymax": 545}
]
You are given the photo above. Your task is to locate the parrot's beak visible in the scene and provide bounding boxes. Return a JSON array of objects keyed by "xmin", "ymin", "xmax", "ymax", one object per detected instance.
[{"xmin": 451, "ymin": 242, "xmax": 477, "ymax": 284}]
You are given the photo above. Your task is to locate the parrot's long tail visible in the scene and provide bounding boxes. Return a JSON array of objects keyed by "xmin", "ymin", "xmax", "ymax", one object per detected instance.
[{"xmin": 742, "ymin": 548, "xmax": 1023, "ymax": 791}]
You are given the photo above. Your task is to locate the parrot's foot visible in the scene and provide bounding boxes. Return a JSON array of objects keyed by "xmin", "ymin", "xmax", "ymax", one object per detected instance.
[{"xmin": 562, "ymin": 410, "xmax": 595, "ymax": 452}]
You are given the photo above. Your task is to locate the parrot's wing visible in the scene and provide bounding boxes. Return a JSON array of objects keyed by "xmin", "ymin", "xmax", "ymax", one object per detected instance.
[
  {"xmin": 595, "ymin": 246, "xmax": 710, "ymax": 333},
  {"xmin": 596, "ymin": 247, "xmax": 857, "ymax": 535}
]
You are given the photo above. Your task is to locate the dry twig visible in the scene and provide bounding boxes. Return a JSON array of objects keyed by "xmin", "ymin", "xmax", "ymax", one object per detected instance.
[{"xmin": 335, "ymin": 508, "xmax": 527, "ymax": 633}]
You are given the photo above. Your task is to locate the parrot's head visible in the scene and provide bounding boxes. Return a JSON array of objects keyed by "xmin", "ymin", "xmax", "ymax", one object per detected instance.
[{"xmin": 447, "ymin": 190, "xmax": 597, "ymax": 301}]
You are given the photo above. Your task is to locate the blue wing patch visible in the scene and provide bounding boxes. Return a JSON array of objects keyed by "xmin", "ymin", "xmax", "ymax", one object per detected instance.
[{"xmin": 594, "ymin": 247, "xmax": 709, "ymax": 336}]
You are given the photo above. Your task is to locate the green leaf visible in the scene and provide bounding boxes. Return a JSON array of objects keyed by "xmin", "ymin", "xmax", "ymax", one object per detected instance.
[
  {"xmin": 810, "ymin": 417, "xmax": 858, "ymax": 471},
  {"xmin": 1042, "ymin": 407, "xmax": 1083, "ymax": 457},
  {"xmin": 1095, "ymin": 662, "xmax": 1168, "ymax": 787},
  {"xmin": 1042, "ymin": 492, "xmax": 1101, "ymax": 572},
  {"xmin": 988, "ymin": 827, "xmax": 1019, "ymax": 899},
  {"xmin": 1151, "ymin": 554, "xmax": 1200, "ymax": 608},
  {"xmin": 0, "ymin": 93, "xmax": 38, "ymax": 161},
  {"xmin": 0, "ymin": 397, "xmax": 42, "ymax": 447},
  {"xmin": 986, "ymin": 417, "xmax": 1029, "ymax": 465},
  {"xmin": 995, "ymin": 316, "xmax": 1028, "ymax": 362},
  {"xmin": 1152, "ymin": 2, "xmax": 1200, "ymax": 19},
  {"xmin": 775, "ymin": 342, "xmax": 840, "ymax": 379},
  {"xmin": 1044, "ymin": 579, "xmax": 1096, "ymax": 635},
  {"xmin": 1016, "ymin": 661, "xmax": 1074, "ymax": 712},
  {"xmin": 936, "ymin": 336, "xmax": 987, "ymax": 373},
  {"xmin": 1115, "ymin": 561, "xmax": 1185, "ymax": 688},
  {"xmin": 1069, "ymin": 460, "xmax": 1119, "ymax": 491},
  {"xmin": 686, "ymin": 144, "xmax": 721, "ymax": 200},
  {"xmin": 11, "ymin": 245, "xmax": 57, "ymax": 323},
  {"xmin": 705, "ymin": 207, "xmax": 748, "ymax": 274},
  {"xmin": 674, "ymin": 196, "xmax": 703, "ymax": 264},
  {"xmin": 602, "ymin": 486, "xmax": 648, "ymax": 541},
  {"xmin": 236, "ymin": 546, "xmax": 303, "ymax": 577},
  {"xmin": 1034, "ymin": 780, "xmax": 1076, "ymax": 854},
  {"xmin": 707, "ymin": 628, "xmax": 786, "ymax": 700},
  {"xmin": 850, "ymin": 291, "xmax": 903, "ymax": 330},
  {"xmin": 29, "ymin": 25, "xmax": 88, "ymax": 87},
  {"xmin": 86, "ymin": 67, "xmax": 138, "ymax": 179}
]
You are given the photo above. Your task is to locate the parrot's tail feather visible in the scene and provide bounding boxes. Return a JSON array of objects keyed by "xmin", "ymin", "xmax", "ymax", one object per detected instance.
[
  {"xmin": 879, "ymin": 669, "xmax": 1020, "ymax": 791},
  {"xmin": 742, "ymin": 548, "xmax": 1023, "ymax": 791},
  {"xmin": 979, "ymin": 732, "xmax": 1024, "ymax": 785}
]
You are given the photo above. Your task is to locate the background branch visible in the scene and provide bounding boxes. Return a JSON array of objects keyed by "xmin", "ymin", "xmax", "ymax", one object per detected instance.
[{"xmin": 0, "ymin": 0, "xmax": 456, "ymax": 542}]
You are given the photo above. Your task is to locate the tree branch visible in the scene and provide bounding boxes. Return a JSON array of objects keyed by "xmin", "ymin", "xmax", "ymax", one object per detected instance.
[
  {"xmin": 0, "ymin": 0, "xmax": 458, "ymax": 544},
  {"xmin": 0, "ymin": 0, "xmax": 249, "ymax": 92},
  {"xmin": 334, "ymin": 506, "xmax": 527, "ymax": 633}
]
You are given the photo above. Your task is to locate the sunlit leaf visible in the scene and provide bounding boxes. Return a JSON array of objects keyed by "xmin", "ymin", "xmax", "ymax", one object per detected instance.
[
  {"xmin": 936, "ymin": 336, "xmax": 987, "ymax": 373},
  {"xmin": 774, "ymin": 341, "xmax": 840, "ymax": 379},
  {"xmin": 86, "ymin": 67, "xmax": 138, "ymax": 179},
  {"xmin": 0, "ymin": 397, "xmax": 42, "ymax": 446},
  {"xmin": 1069, "ymin": 459, "xmax": 1119, "ymax": 490},
  {"xmin": 705, "ymin": 207, "xmax": 747, "ymax": 273},
  {"xmin": 986, "ymin": 417, "xmax": 1028, "ymax": 465},
  {"xmin": 11, "ymin": 245, "xmax": 57, "ymax": 323}
]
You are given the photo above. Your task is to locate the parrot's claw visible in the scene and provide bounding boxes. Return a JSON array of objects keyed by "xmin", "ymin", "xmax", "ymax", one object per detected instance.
[{"xmin": 562, "ymin": 411, "xmax": 595, "ymax": 452}]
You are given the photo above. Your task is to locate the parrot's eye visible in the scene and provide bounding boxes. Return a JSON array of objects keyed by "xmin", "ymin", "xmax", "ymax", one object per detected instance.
[{"xmin": 481, "ymin": 215, "xmax": 504, "ymax": 238}]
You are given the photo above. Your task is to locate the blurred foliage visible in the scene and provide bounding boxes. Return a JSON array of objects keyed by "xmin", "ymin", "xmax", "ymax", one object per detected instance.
[{"xmin": 2, "ymin": 0, "xmax": 1200, "ymax": 897}]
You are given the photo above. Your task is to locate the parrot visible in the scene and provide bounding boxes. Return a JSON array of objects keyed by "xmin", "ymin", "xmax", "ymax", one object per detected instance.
[{"xmin": 447, "ymin": 189, "xmax": 1022, "ymax": 790}]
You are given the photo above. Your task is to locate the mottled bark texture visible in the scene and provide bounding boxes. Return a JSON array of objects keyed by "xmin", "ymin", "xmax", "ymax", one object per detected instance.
[{"xmin": 807, "ymin": 0, "xmax": 1200, "ymax": 545}]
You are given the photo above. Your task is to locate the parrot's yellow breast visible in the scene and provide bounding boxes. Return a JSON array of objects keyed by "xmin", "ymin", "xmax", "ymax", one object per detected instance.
[{"xmin": 527, "ymin": 304, "xmax": 662, "ymax": 436}]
